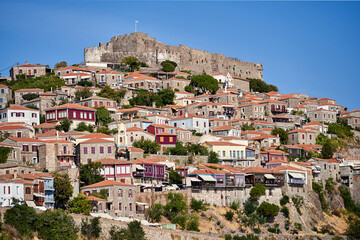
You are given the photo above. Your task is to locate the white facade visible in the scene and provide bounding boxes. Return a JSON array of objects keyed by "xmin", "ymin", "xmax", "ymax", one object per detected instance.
[
  {"xmin": 0, "ymin": 182, "xmax": 24, "ymax": 207},
  {"xmin": 170, "ymin": 115, "xmax": 209, "ymax": 134},
  {"xmin": 0, "ymin": 106, "xmax": 40, "ymax": 126}
]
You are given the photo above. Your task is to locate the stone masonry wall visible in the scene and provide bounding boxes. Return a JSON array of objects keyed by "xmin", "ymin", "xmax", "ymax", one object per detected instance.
[{"xmin": 84, "ymin": 32, "xmax": 263, "ymax": 79}]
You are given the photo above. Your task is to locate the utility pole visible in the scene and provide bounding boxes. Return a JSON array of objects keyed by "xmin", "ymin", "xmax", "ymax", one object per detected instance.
[{"xmin": 135, "ymin": 20, "xmax": 139, "ymax": 32}]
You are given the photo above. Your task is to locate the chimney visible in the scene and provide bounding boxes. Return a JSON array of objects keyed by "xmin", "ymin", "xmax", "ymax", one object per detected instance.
[
  {"xmin": 56, "ymin": 131, "xmax": 59, "ymax": 140},
  {"xmin": 25, "ymin": 60, "xmax": 28, "ymax": 64},
  {"xmin": 14, "ymin": 170, "xmax": 17, "ymax": 179},
  {"xmin": 152, "ymin": 102, "xmax": 156, "ymax": 108},
  {"xmin": 185, "ymin": 111, "xmax": 188, "ymax": 118}
]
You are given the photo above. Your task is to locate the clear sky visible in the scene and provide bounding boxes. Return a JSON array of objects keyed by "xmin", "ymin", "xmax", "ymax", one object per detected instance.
[{"xmin": 0, "ymin": 1, "xmax": 359, "ymax": 110}]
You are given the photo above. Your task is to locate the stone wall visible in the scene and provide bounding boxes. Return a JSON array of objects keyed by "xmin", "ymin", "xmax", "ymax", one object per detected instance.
[
  {"xmin": 84, "ymin": 32, "xmax": 263, "ymax": 79},
  {"xmin": 136, "ymin": 189, "xmax": 191, "ymax": 206}
]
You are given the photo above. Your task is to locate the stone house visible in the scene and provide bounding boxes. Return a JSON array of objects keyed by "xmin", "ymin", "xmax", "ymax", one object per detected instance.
[
  {"xmin": 212, "ymin": 92, "xmax": 239, "ymax": 107},
  {"xmin": 126, "ymin": 147, "xmax": 144, "ymax": 161},
  {"xmin": 38, "ymin": 139, "xmax": 75, "ymax": 172},
  {"xmin": 208, "ymin": 118, "xmax": 228, "ymax": 130},
  {"xmin": 44, "ymin": 103, "xmax": 96, "ymax": 130},
  {"xmin": 0, "ymin": 122, "xmax": 35, "ymax": 138},
  {"xmin": 273, "ymin": 165, "xmax": 308, "ymax": 197},
  {"xmin": 343, "ymin": 115, "xmax": 360, "ymax": 129},
  {"xmin": 76, "ymin": 137, "xmax": 115, "ymax": 165},
  {"xmin": 60, "ymin": 72, "xmax": 92, "ymax": 86},
  {"xmin": 56, "ymin": 66, "xmax": 94, "ymax": 76},
  {"xmin": 21, "ymin": 92, "xmax": 58, "ymax": 114},
  {"xmin": 282, "ymin": 144, "xmax": 322, "ymax": 159},
  {"xmin": 34, "ymin": 122, "xmax": 57, "ymax": 134},
  {"xmin": 156, "ymin": 132, "xmax": 177, "ymax": 152},
  {"xmin": 174, "ymin": 97, "xmax": 202, "ymax": 106},
  {"xmin": 0, "ymin": 85, "xmax": 11, "ymax": 109},
  {"xmin": 0, "ymin": 142, "xmax": 21, "ymax": 164},
  {"xmin": 2, "ymin": 137, "xmax": 44, "ymax": 164},
  {"xmin": 307, "ymin": 109, "xmax": 337, "ymax": 123},
  {"xmin": 248, "ymin": 134, "xmax": 281, "ymax": 149},
  {"xmin": 317, "ymin": 98, "xmax": 336, "ymax": 105},
  {"xmin": 162, "ymin": 78, "xmax": 190, "ymax": 91},
  {"xmin": 237, "ymin": 103, "xmax": 265, "ymax": 120},
  {"xmin": 132, "ymin": 158, "xmax": 166, "ymax": 185},
  {"xmin": 122, "ymin": 126, "xmax": 155, "ymax": 148},
  {"xmin": 94, "ymin": 158, "xmax": 133, "ymax": 184},
  {"xmin": 79, "ymin": 96, "xmax": 117, "ymax": 110},
  {"xmin": 258, "ymin": 99, "xmax": 287, "ymax": 116},
  {"xmin": 303, "ymin": 121, "xmax": 328, "ymax": 134},
  {"xmin": 170, "ymin": 113, "xmax": 209, "ymax": 134},
  {"xmin": 288, "ymin": 129, "xmax": 316, "ymax": 145},
  {"xmin": 81, "ymin": 180, "xmax": 136, "ymax": 218},
  {"xmin": 261, "ymin": 149, "xmax": 289, "ymax": 165},
  {"xmin": 278, "ymin": 96, "xmax": 300, "ymax": 108},
  {"xmin": 95, "ymin": 70, "xmax": 124, "ymax": 87},
  {"xmin": 145, "ymin": 114, "xmax": 172, "ymax": 125},
  {"xmin": 192, "ymin": 102, "xmax": 235, "ymax": 120},
  {"xmin": 113, "ymin": 108, "xmax": 151, "ymax": 120},
  {"xmin": 228, "ymin": 118, "xmax": 251, "ymax": 128},
  {"xmin": 308, "ymin": 157, "xmax": 341, "ymax": 184},
  {"xmin": 318, "ymin": 103, "xmax": 345, "ymax": 114},
  {"xmin": 10, "ymin": 61, "xmax": 47, "ymax": 80},
  {"xmin": 175, "ymin": 127, "xmax": 192, "ymax": 144},
  {"xmin": 123, "ymin": 75, "xmax": 161, "ymax": 92},
  {"xmin": 14, "ymin": 88, "xmax": 44, "ymax": 105}
]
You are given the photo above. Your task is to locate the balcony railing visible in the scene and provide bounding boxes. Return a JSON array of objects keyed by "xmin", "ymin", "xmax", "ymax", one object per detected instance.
[
  {"xmin": 289, "ymin": 178, "xmax": 305, "ymax": 184},
  {"xmin": 133, "ymin": 172, "xmax": 144, "ymax": 177}
]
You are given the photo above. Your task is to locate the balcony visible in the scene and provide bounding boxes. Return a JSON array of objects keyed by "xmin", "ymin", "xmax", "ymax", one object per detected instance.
[
  {"xmin": 133, "ymin": 172, "xmax": 144, "ymax": 177},
  {"xmin": 289, "ymin": 178, "xmax": 305, "ymax": 184}
]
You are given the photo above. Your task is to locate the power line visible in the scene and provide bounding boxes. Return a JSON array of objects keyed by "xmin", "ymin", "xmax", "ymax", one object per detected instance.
[{"xmin": 0, "ymin": 63, "xmax": 17, "ymax": 73}]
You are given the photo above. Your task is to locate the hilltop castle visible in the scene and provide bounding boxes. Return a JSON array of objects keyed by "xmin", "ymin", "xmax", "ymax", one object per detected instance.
[{"xmin": 84, "ymin": 32, "xmax": 263, "ymax": 79}]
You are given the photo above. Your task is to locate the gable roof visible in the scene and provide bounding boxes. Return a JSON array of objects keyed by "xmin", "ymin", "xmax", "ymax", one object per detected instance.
[
  {"xmin": 45, "ymin": 103, "xmax": 95, "ymax": 111},
  {"xmin": 82, "ymin": 180, "xmax": 134, "ymax": 189}
]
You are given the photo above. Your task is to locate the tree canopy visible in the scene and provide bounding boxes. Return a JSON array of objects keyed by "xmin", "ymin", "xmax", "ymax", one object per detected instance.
[
  {"xmin": 54, "ymin": 61, "xmax": 67, "ymax": 69},
  {"xmin": 208, "ymin": 151, "xmax": 219, "ymax": 164},
  {"xmin": 22, "ymin": 93, "xmax": 39, "ymax": 101},
  {"xmin": 95, "ymin": 106, "xmax": 113, "ymax": 126},
  {"xmin": 121, "ymin": 57, "xmax": 144, "ymax": 72},
  {"xmin": 248, "ymin": 78, "xmax": 278, "ymax": 93},
  {"xmin": 68, "ymin": 194, "xmax": 92, "ymax": 215},
  {"xmin": 4, "ymin": 203, "xmax": 37, "ymax": 238},
  {"xmin": 164, "ymin": 141, "xmax": 188, "ymax": 155},
  {"xmin": 169, "ymin": 170, "xmax": 184, "ymax": 185},
  {"xmin": 249, "ymin": 183, "xmax": 266, "ymax": 202},
  {"xmin": 80, "ymin": 161, "xmax": 104, "ymax": 186},
  {"xmin": 57, "ymin": 118, "xmax": 73, "ymax": 132},
  {"xmin": 190, "ymin": 74, "xmax": 219, "ymax": 94},
  {"xmin": 161, "ymin": 60, "xmax": 177, "ymax": 72},
  {"xmin": 129, "ymin": 88, "xmax": 175, "ymax": 108},
  {"xmin": 97, "ymin": 85, "xmax": 123, "ymax": 103},
  {"xmin": 53, "ymin": 173, "xmax": 74, "ymax": 209},
  {"xmin": 8, "ymin": 74, "xmax": 65, "ymax": 92},
  {"xmin": 75, "ymin": 87, "xmax": 93, "ymax": 101},
  {"xmin": 78, "ymin": 79, "xmax": 94, "ymax": 87},
  {"xmin": 271, "ymin": 127, "xmax": 289, "ymax": 144},
  {"xmin": 133, "ymin": 139, "xmax": 160, "ymax": 154},
  {"xmin": 256, "ymin": 202, "xmax": 280, "ymax": 218}
]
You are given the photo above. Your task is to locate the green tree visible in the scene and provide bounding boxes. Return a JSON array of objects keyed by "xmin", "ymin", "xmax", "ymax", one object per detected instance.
[
  {"xmin": 22, "ymin": 93, "xmax": 38, "ymax": 101},
  {"xmin": 157, "ymin": 88, "xmax": 175, "ymax": 106},
  {"xmin": 338, "ymin": 185, "xmax": 356, "ymax": 213},
  {"xmin": 291, "ymin": 195, "xmax": 304, "ymax": 215},
  {"xmin": 169, "ymin": 170, "xmax": 184, "ymax": 185},
  {"xmin": 75, "ymin": 122, "xmax": 94, "ymax": 132},
  {"xmin": 271, "ymin": 127, "xmax": 288, "ymax": 144},
  {"xmin": 321, "ymin": 139, "xmax": 338, "ymax": 159},
  {"xmin": 241, "ymin": 124, "xmax": 256, "ymax": 131},
  {"xmin": 35, "ymin": 209, "xmax": 78, "ymax": 240},
  {"xmin": 0, "ymin": 146, "xmax": 12, "ymax": 164},
  {"xmin": 121, "ymin": 57, "xmax": 142, "ymax": 72},
  {"xmin": 133, "ymin": 139, "xmax": 160, "ymax": 154},
  {"xmin": 208, "ymin": 151, "xmax": 219, "ymax": 164},
  {"xmin": 78, "ymin": 79, "xmax": 94, "ymax": 87},
  {"xmin": 96, "ymin": 126, "xmax": 116, "ymax": 135},
  {"xmin": 80, "ymin": 161, "xmax": 104, "ymax": 186},
  {"xmin": 9, "ymin": 74, "xmax": 65, "ymax": 92},
  {"xmin": 96, "ymin": 106, "xmax": 113, "ymax": 126},
  {"xmin": 75, "ymin": 87, "xmax": 93, "ymax": 101},
  {"xmin": 147, "ymin": 203, "xmax": 164, "ymax": 222},
  {"xmin": 129, "ymin": 88, "xmax": 175, "ymax": 107},
  {"xmin": 127, "ymin": 220, "xmax": 146, "ymax": 240},
  {"xmin": 190, "ymin": 198, "xmax": 207, "ymax": 212},
  {"xmin": 280, "ymin": 195, "xmax": 290, "ymax": 206},
  {"xmin": 224, "ymin": 210, "xmax": 235, "ymax": 221},
  {"xmin": 281, "ymin": 206, "xmax": 290, "ymax": 218},
  {"xmin": 248, "ymin": 78, "xmax": 278, "ymax": 93},
  {"xmin": 54, "ymin": 61, "xmax": 67, "ymax": 69},
  {"xmin": 186, "ymin": 214, "xmax": 200, "ymax": 231},
  {"xmin": 164, "ymin": 192, "xmax": 187, "ymax": 221},
  {"xmin": 256, "ymin": 202, "xmax": 280, "ymax": 219},
  {"xmin": 81, "ymin": 217, "xmax": 102, "ymax": 239},
  {"xmin": 184, "ymin": 85, "xmax": 195, "ymax": 94},
  {"xmin": 187, "ymin": 143, "xmax": 208, "ymax": 155},
  {"xmin": 53, "ymin": 173, "xmax": 74, "ymax": 209},
  {"xmin": 161, "ymin": 60, "xmax": 177, "ymax": 72},
  {"xmin": 249, "ymin": 183, "xmax": 266, "ymax": 202},
  {"xmin": 244, "ymin": 201, "xmax": 257, "ymax": 216},
  {"xmin": 4, "ymin": 204, "xmax": 37, "ymax": 238},
  {"xmin": 190, "ymin": 74, "xmax": 219, "ymax": 94},
  {"xmin": 346, "ymin": 219, "xmax": 360, "ymax": 239},
  {"xmin": 68, "ymin": 193, "xmax": 91, "ymax": 215},
  {"xmin": 312, "ymin": 181, "xmax": 328, "ymax": 211},
  {"xmin": 97, "ymin": 85, "xmax": 123, "ymax": 103},
  {"xmin": 58, "ymin": 118, "xmax": 73, "ymax": 132},
  {"xmin": 164, "ymin": 141, "xmax": 188, "ymax": 155}
]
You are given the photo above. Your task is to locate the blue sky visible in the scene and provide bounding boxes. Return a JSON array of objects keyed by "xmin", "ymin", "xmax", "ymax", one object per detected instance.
[{"xmin": 0, "ymin": 1, "xmax": 359, "ymax": 110}]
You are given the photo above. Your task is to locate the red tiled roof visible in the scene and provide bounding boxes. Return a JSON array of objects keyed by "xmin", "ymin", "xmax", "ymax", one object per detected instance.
[
  {"xmin": 78, "ymin": 133, "xmax": 112, "ymax": 139},
  {"xmin": 57, "ymin": 66, "xmax": 92, "ymax": 71},
  {"xmin": 212, "ymin": 125, "xmax": 239, "ymax": 132},
  {"xmin": 82, "ymin": 180, "xmax": 134, "ymax": 189},
  {"xmin": 15, "ymin": 88, "xmax": 44, "ymax": 92},
  {"xmin": 273, "ymin": 166, "xmax": 305, "ymax": 172},
  {"xmin": 61, "ymin": 72, "xmax": 91, "ymax": 77},
  {"xmin": 87, "ymin": 196, "xmax": 105, "ymax": 201},
  {"xmin": 81, "ymin": 137, "xmax": 114, "ymax": 144},
  {"xmin": 205, "ymin": 141, "xmax": 245, "ymax": 146},
  {"xmin": 116, "ymin": 107, "xmax": 142, "ymax": 113},
  {"xmin": 0, "ymin": 125, "xmax": 28, "ymax": 130},
  {"xmin": 127, "ymin": 147, "xmax": 144, "ymax": 152},
  {"xmin": 126, "ymin": 126, "xmax": 144, "ymax": 132},
  {"xmin": 150, "ymin": 124, "xmax": 174, "ymax": 128},
  {"xmin": 34, "ymin": 123, "xmax": 57, "ymax": 128},
  {"xmin": 156, "ymin": 132, "xmax": 177, "ymax": 136},
  {"xmin": 8, "ymin": 137, "xmax": 44, "ymax": 143},
  {"xmin": 171, "ymin": 113, "xmax": 206, "ymax": 120},
  {"xmin": 309, "ymin": 157, "xmax": 340, "ymax": 163},
  {"xmin": 242, "ymin": 167, "xmax": 282, "ymax": 174},
  {"xmin": 288, "ymin": 129, "xmax": 315, "ymax": 134},
  {"xmin": 1, "ymin": 105, "xmax": 39, "ymax": 111},
  {"xmin": 36, "ymin": 129, "xmax": 66, "ymax": 138},
  {"xmin": 94, "ymin": 158, "xmax": 130, "ymax": 165}
]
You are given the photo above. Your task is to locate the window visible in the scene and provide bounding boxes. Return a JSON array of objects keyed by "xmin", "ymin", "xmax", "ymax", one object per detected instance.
[
  {"xmin": 222, "ymin": 151, "xmax": 226, "ymax": 157},
  {"xmin": 32, "ymin": 145, "xmax": 38, "ymax": 152},
  {"xmin": 73, "ymin": 112, "xmax": 76, "ymax": 118},
  {"xmin": 204, "ymin": 122, "xmax": 206, "ymax": 127},
  {"xmin": 84, "ymin": 147, "xmax": 88, "ymax": 154},
  {"xmin": 91, "ymin": 147, "xmax": 95, "ymax": 154},
  {"xmin": 80, "ymin": 112, "xmax": 83, "ymax": 118},
  {"xmin": 169, "ymin": 137, "xmax": 173, "ymax": 142},
  {"xmin": 84, "ymin": 112, "xmax": 87, "ymax": 119},
  {"xmin": 26, "ymin": 187, "xmax": 31, "ymax": 194},
  {"xmin": 108, "ymin": 146, "xmax": 112, "ymax": 153},
  {"xmin": 160, "ymin": 137, "xmax": 164, "ymax": 142},
  {"xmin": 100, "ymin": 147, "xmax": 104, "ymax": 154},
  {"xmin": 196, "ymin": 121, "xmax": 199, "ymax": 127},
  {"xmin": 302, "ymin": 134, "xmax": 305, "ymax": 139},
  {"xmin": 23, "ymin": 145, "xmax": 29, "ymax": 152},
  {"xmin": 129, "ymin": 203, "xmax": 132, "ymax": 211},
  {"xmin": 118, "ymin": 189, "xmax": 123, "ymax": 197},
  {"xmin": 128, "ymin": 189, "xmax": 133, "ymax": 198}
]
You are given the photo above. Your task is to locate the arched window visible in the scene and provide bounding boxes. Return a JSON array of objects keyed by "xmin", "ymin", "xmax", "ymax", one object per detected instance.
[
  {"xmin": 130, "ymin": 136, "xmax": 134, "ymax": 142},
  {"xmin": 26, "ymin": 187, "xmax": 31, "ymax": 194}
]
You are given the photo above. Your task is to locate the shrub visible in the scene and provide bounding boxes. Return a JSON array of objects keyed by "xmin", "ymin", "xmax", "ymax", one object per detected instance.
[
  {"xmin": 256, "ymin": 202, "xmax": 280, "ymax": 219},
  {"xmin": 280, "ymin": 195, "xmax": 290, "ymax": 206},
  {"xmin": 249, "ymin": 183, "xmax": 266, "ymax": 202},
  {"xmin": 233, "ymin": 234, "xmax": 260, "ymax": 240},
  {"xmin": 285, "ymin": 220, "xmax": 291, "ymax": 231},
  {"xmin": 291, "ymin": 195, "xmax": 304, "ymax": 215},
  {"xmin": 281, "ymin": 206, "xmax": 290, "ymax": 219},
  {"xmin": 244, "ymin": 201, "xmax": 257, "ymax": 216},
  {"xmin": 346, "ymin": 219, "xmax": 360, "ymax": 239},
  {"xmin": 186, "ymin": 215, "xmax": 200, "ymax": 231},
  {"xmin": 147, "ymin": 203, "xmax": 163, "ymax": 222},
  {"xmin": 294, "ymin": 222, "xmax": 302, "ymax": 231},
  {"xmin": 4, "ymin": 204, "xmax": 37, "ymax": 238},
  {"xmin": 325, "ymin": 178, "xmax": 336, "ymax": 193},
  {"xmin": 81, "ymin": 217, "xmax": 102, "ymax": 239},
  {"xmin": 267, "ymin": 223, "xmax": 281, "ymax": 234},
  {"xmin": 109, "ymin": 220, "xmax": 146, "ymax": 240},
  {"xmin": 190, "ymin": 198, "xmax": 207, "ymax": 212},
  {"xmin": 68, "ymin": 194, "xmax": 91, "ymax": 215},
  {"xmin": 230, "ymin": 200, "xmax": 240, "ymax": 211},
  {"xmin": 35, "ymin": 209, "xmax": 78, "ymax": 240},
  {"xmin": 224, "ymin": 211, "xmax": 235, "ymax": 221},
  {"xmin": 312, "ymin": 181, "xmax": 328, "ymax": 211}
]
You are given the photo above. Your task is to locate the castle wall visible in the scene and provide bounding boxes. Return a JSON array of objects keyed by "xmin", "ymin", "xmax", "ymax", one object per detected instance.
[{"xmin": 85, "ymin": 33, "xmax": 263, "ymax": 79}]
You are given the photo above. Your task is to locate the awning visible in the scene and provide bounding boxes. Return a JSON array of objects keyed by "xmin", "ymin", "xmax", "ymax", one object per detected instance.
[
  {"xmin": 33, "ymin": 193, "xmax": 45, "ymax": 197},
  {"xmin": 289, "ymin": 172, "xmax": 305, "ymax": 179},
  {"xmin": 135, "ymin": 165, "xmax": 145, "ymax": 170},
  {"xmin": 136, "ymin": 202, "xmax": 149, "ymax": 206},
  {"xmin": 199, "ymin": 175, "xmax": 216, "ymax": 182},
  {"xmin": 188, "ymin": 177, "xmax": 201, "ymax": 182},
  {"xmin": 264, "ymin": 174, "xmax": 276, "ymax": 180},
  {"xmin": 26, "ymin": 201, "xmax": 36, "ymax": 207}
]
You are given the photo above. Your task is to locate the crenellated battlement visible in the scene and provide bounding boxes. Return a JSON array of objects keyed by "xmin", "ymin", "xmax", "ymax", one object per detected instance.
[{"xmin": 84, "ymin": 32, "xmax": 263, "ymax": 79}]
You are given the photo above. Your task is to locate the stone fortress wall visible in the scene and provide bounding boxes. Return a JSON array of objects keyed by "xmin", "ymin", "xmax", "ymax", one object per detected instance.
[{"xmin": 84, "ymin": 32, "xmax": 263, "ymax": 79}]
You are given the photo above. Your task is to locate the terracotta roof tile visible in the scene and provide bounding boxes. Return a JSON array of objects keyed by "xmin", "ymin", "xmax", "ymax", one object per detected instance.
[{"xmin": 82, "ymin": 180, "xmax": 134, "ymax": 189}]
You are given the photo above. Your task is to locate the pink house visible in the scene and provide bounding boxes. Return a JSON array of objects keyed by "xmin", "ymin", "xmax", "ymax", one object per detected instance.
[{"xmin": 94, "ymin": 158, "xmax": 133, "ymax": 184}]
